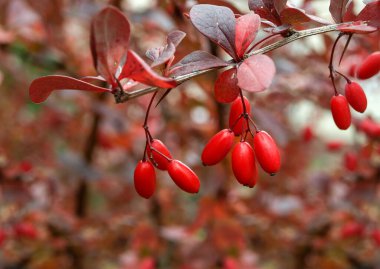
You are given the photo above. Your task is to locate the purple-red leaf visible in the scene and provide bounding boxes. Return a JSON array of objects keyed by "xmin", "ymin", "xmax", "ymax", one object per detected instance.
[
  {"xmin": 274, "ymin": 0, "xmax": 287, "ymax": 14},
  {"xmin": 235, "ymin": 12, "xmax": 260, "ymax": 59},
  {"xmin": 167, "ymin": 30, "xmax": 186, "ymax": 47},
  {"xmin": 214, "ymin": 68, "xmax": 240, "ymax": 103},
  {"xmin": 237, "ymin": 55, "xmax": 276, "ymax": 92},
  {"xmin": 90, "ymin": 6, "xmax": 130, "ymax": 86},
  {"xmin": 169, "ymin": 51, "xmax": 228, "ymax": 77},
  {"xmin": 190, "ymin": 4, "xmax": 237, "ymax": 59},
  {"xmin": 357, "ymin": 1, "xmax": 380, "ymax": 28},
  {"xmin": 150, "ymin": 42, "xmax": 176, "ymax": 68},
  {"xmin": 279, "ymin": 7, "xmax": 311, "ymax": 25},
  {"xmin": 248, "ymin": 0, "xmax": 281, "ymax": 25},
  {"xmin": 338, "ymin": 21, "xmax": 377, "ymax": 34},
  {"xmin": 329, "ymin": 0, "xmax": 351, "ymax": 23},
  {"xmin": 29, "ymin": 75, "xmax": 111, "ymax": 103},
  {"xmin": 118, "ymin": 50, "xmax": 177, "ymax": 89}
]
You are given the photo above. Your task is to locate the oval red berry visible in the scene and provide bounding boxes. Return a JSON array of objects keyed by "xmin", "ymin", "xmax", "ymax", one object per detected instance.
[
  {"xmin": 134, "ymin": 160, "xmax": 156, "ymax": 199},
  {"xmin": 167, "ymin": 160, "xmax": 200, "ymax": 193},
  {"xmin": 330, "ymin": 94, "xmax": 351, "ymax": 130},
  {"xmin": 345, "ymin": 82, "xmax": 367, "ymax": 113},
  {"xmin": 356, "ymin": 51, "xmax": 380, "ymax": 80},
  {"xmin": 201, "ymin": 129, "xmax": 234, "ymax": 166},
  {"xmin": 344, "ymin": 152, "xmax": 358, "ymax": 172},
  {"xmin": 254, "ymin": 131, "xmax": 281, "ymax": 175},
  {"xmin": 228, "ymin": 96, "xmax": 251, "ymax": 136},
  {"xmin": 147, "ymin": 139, "xmax": 172, "ymax": 170},
  {"xmin": 231, "ymin": 142, "xmax": 258, "ymax": 187}
]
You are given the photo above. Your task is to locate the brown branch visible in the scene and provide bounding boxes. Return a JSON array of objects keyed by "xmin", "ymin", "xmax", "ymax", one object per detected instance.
[{"xmin": 114, "ymin": 22, "xmax": 352, "ymax": 104}]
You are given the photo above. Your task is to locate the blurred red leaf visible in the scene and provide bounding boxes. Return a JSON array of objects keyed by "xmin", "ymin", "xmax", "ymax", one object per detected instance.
[
  {"xmin": 90, "ymin": 6, "xmax": 130, "ymax": 86},
  {"xmin": 329, "ymin": 0, "xmax": 351, "ymax": 23},
  {"xmin": 237, "ymin": 55, "xmax": 276, "ymax": 92},
  {"xmin": 248, "ymin": 0, "xmax": 281, "ymax": 25},
  {"xmin": 169, "ymin": 51, "xmax": 228, "ymax": 77},
  {"xmin": 118, "ymin": 50, "xmax": 177, "ymax": 88},
  {"xmin": 357, "ymin": 1, "xmax": 380, "ymax": 28},
  {"xmin": 29, "ymin": 75, "xmax": 111, "ymax": 103},
  {"xmin": 337, "ymin": 21, "xmax": 377, "ymax": 33},
  {"xmin": 274, "ymin": 0, "xmax": 287, "ymax": 14},
  {"xmin": 190, "ymin": 4, "xmax": 237, "ymax": 59},
  {"xmin": 280, "ymin": 7, "xmax": 311, "ymax": 25},
  {"xmin": 235, "ymin": 12, "xmax": 260, "ymax": 58},
  {"xmin": 214, "ymin": 68, "xmax": 240, "ymax": 103}
]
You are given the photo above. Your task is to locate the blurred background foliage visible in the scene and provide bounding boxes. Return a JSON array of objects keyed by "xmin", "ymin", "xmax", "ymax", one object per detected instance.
[{"xmin": 0, "ymin": 0, "xmax": 380, "ymax": 268}]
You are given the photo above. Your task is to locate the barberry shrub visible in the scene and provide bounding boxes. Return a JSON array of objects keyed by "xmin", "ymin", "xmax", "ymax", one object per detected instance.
[{"xmin": 28, "ymin": 1, "xmax": 379, "ymax": 198}]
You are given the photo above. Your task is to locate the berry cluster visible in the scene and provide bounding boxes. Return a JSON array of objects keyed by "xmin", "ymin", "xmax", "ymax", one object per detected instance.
[
  {"xmin": 134, "ymin": 137, "xmax": 200, "ymax": 199},
  {"xmin": 202, "ymin": 96, "xmax": 281, "ymax": 188},
  {"xmin": 329, "ymin": 49, "xmax": 379, "ymax": 130}
]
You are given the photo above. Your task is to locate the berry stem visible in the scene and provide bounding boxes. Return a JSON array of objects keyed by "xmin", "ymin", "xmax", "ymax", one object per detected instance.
[
  {"xmin": 334, "ymin": 70, "xmax": 351, "ymax": 84},
  {"xmin": 329, "ymin": 33, "xmax": 345, "ymax": 96}
]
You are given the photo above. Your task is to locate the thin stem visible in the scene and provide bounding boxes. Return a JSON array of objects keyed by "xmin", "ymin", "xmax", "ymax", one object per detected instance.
[
  {"xmin": 247, "ymin": 32, "xmax": 282, "ymax": 53},
  {"xmin": 114, "ymin": 22, "xmax": 352, "ymax": 103},
  {"xmin": 334, "ymin": 70, "xmax": 351, "ymax": 84},
  {"xmin": 143, "ymin": 91, "xmax": 159, "ymax": 127},
  {"xmin": 329, "ymin": 33, "xmax": 345, "ymax": 95}
]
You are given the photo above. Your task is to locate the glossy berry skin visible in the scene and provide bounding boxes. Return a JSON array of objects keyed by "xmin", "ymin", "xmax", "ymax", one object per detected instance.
[
  {"xmin": 330, "ymin": 95, "xmax": 351, "ymax": 130},
  {"xmin": 228, "ymin": 96, "xmax": 251, "ymax": 136},
  {"xmin": 231, "ymin": 142, "xmax": 258, "ymax": 187},
  {"xmin": 167, "ymin": 160, "xmax": 200, "ymax": 193},
  {"xmin": 147, "ymin": 139, "xmax": 172, "ymax": 170},
  {"xmin": 357, "ymin": 52, "xmax": 380, "ymax": 80},
  {"xmin": 201, "ymin": 129, "xmax": 234, "ymax": 166},
  {"xmin": 345, "ymin": 82, "xmax": 367, "ymax": 113},
  {"xmin": 134, "ymin": 160, "xmax": 156, "ymax": 199},
  {"xmin": 254, "ymin": 131, "xmax": 281, "ymax": 175}
]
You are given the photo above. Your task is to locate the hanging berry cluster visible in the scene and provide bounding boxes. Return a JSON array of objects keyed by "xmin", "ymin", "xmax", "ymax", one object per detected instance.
[
  {"xmin": 27, "ymin": 2, "xmax": 380, "ymax": 198},
  {"xmin": 202, "ymin": 96, "xmax": 281, "ymax": 188}
]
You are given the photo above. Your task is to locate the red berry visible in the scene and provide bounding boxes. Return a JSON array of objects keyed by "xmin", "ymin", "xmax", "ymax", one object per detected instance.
[
  {"xmin": 326, "ymin": 141, "xmax": 344, "ymax": 151},
  {"xmin": 228, "ymin": 96, "xmax": 251, "ymax": 136},
  {"xmin": 302, "ymin": 126, "xmax": 314, "ymax": 143},
  {"xmin": 231, "ymin": 142, "xmax": 258, "ymax": 187},
  {"xmin": 340, "ymin": 221, "xmax": 364, "ymax": 239},
  {"xmin": 14, "ymin": 222, "xmax": 38, "ymax": 239},
  {"xmin": 134, "ymin": 160, "xmax": 156, "ymax": 199},
  {"xmin": 344, "ymin": 152, "xmax": 358, "ymax": 172},
  {"xmin": 0, "ymin": 229, "xmax": 6, "ymax": 246},
  {"xmin": 201, "ymin": 129, "xmax": 234, "ymax": 166},
  {"xmin": 371, "ymin": 229, "xmax": 380, "ymax": 247},
  {"xmin": 167, "ymin": 160, "xmax": 200, "ymax": 193},
  {"xmin": 254, "ymin": 131, "xmax": 281, "ymax": 175},
  {"xmin": 345, "ymin": 82, "xmax": 367, "ymax": 113},
  {"xmin": 330, "ymin": 94, "xmax": 351, "ymax": 130},
  {"xmin": 147, "ymin": 139, "xmax": 172, "ymax": 170},
  {"xmin": 358, "ymin": 118, "xmax": 380, "ymax": 137},
  {"xmin": 357, "ymin": 51, "xmax": 380, "ymax": 80}
]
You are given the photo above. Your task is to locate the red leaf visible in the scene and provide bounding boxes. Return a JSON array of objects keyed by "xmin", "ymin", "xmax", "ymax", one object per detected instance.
[
  {"xmin": 149, "ymin": 42, "xmax": 176, "ymax": 68},
  {"xmin": 237, "ymin": 55, "xmax": 276, "ymax": 92},
  {"xmin": 198, "ymin": 0, "xmax": 242, "ymax": 15},
  {"xmin": 248, "ymin": 0, "xmax": 281, "ymax": 25},
  {"xmin": 343, "ymin": 1, "xmax": 356, "ymax": 22},
  {"xmin": 29, "ymin": 75, "xmax": 111, "ymax": 103},
  {"xmin": 146, "ymin": 30, "xmax": 186, "ymax": 68},
  {"xmin": 280, "ymin": 7, "xmax": 311, "ymax": 25},
  {"xmin": 235, "ymin": 12, "xmax": 260, "ymax": 59},
  {"xmin": 357, "ymin": 1, "xmax": 380, "ymax": 28},
  {"xmin": 338, "ymin": 21, "xmax": 377, "ymax": 34},
  {"xmin": 274, "ymin": 0, "xmax": 287, "ymax": 14},
  {"xmin": 169, "ymin": 51, "xmax": 228, "ymax": 77},
  {"xmin": 118, "ymin": 50, "xmax": 177, "ymax": 88},
  {"xmin": 90, "ymin": 6, "xmax": 130, "ymax": 86},
  {"xmin": 167, "ymin": 30, "xmax": 186, "ymax": 47},
  {"xmin": 329, "ymin": 0, "xmax": 351, "ymax": 23},
  {"xmin": 190, "ymin": 4, "xmax": 237, "ymax": 59},
  {"xmin": 214, "ymin": 68, "xmax": 240, "ymax": 103}
]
